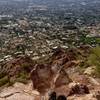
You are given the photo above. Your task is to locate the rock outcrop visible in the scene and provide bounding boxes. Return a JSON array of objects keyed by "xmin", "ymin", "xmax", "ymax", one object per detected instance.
[
  {"xmin": 30, "ymin": 64, "xmax": 72, "ymax": 94},
  {"xmin": 0, "ymin": 55, "xmax": 35, "ymax": 85},
  {"xmin": 30, "ymin": 64, "xmax": 54, "ymax": 94}
]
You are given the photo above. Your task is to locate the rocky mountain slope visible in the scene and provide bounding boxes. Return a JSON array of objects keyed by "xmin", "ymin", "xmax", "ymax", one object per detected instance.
[{"xmin": 0, "ymin": 46, "xmax": 100, "ymax": 100}]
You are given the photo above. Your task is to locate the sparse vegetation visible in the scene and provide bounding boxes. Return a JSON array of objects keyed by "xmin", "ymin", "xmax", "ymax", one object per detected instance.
[
  {"xmin": 88, "ymin": 46, "xmax": 100, "ymax": 77},
  {"xmin": 0, "ymin": 76, "xmax": 9, "ymax": 87}
]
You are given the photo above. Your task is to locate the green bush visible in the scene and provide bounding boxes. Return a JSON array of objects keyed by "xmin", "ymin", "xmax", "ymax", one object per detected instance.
[
  {"xmin": 88, "ymin": 46, "xmax": 100, "ymax": 77},
  {"xmin": 15, "ymin": 71, "xmax": 29, "ymax": 84}
]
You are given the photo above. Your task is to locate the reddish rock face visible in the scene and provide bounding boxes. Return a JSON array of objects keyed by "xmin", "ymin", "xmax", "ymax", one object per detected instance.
[
  {"xmin": 30, "ymin": 64, "xmax": 72, "ymax": 94},
  {"xmin": 1, "ymin": 56, "xmax": 34, "ymax": 82},
  {"xmin": 54, "ymin": 70, "xmax": 72, "ymax": 88},
  {"xmin": 30, "ymin": 64, "xmax": 54, "ymax": 94},
  {"xmin": 30, "ymin": 48, "xmax": 76, "ymax": 94},
  {"xmin": 51, "ymin": 48, "xmax": 77, "ymax": 74}
]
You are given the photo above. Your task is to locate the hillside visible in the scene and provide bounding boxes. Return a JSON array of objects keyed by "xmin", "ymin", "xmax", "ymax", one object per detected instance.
[
  {"xmin": 0, "ymin": 0, "xmax": 100, "ymax": 100},
  {"xmin": 0, "ymin": 46, "xmax": 100, "ymax": 100}
]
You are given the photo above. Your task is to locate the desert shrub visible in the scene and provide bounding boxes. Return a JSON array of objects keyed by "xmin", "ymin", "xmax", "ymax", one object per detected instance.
[
  {"xmin": 95, "ymin": 38, "xmax": 100, "ymax": 44},
  {"xmin": 88, "ymin": 46, "xmax": 100, "ymax": 77},
  {"xmin": 0, "ymin": 76, "xmax": 9, "ymax": 87}
]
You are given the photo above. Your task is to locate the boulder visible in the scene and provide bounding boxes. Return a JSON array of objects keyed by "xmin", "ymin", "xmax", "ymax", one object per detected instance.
[
  {"xmin": 0, "ymin": 82, "xmax": 40, "ymax": 100},
  {"xmin": 84, "ymin": 66, "xmax": 95, "ymax": 76},
  {"xmin": 68, "ymin": 83, "xmax": 90, "ymax": 96},
  {"xmin": 54, "ymin": 70, "xmax": 72, "ymax": 88}
]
